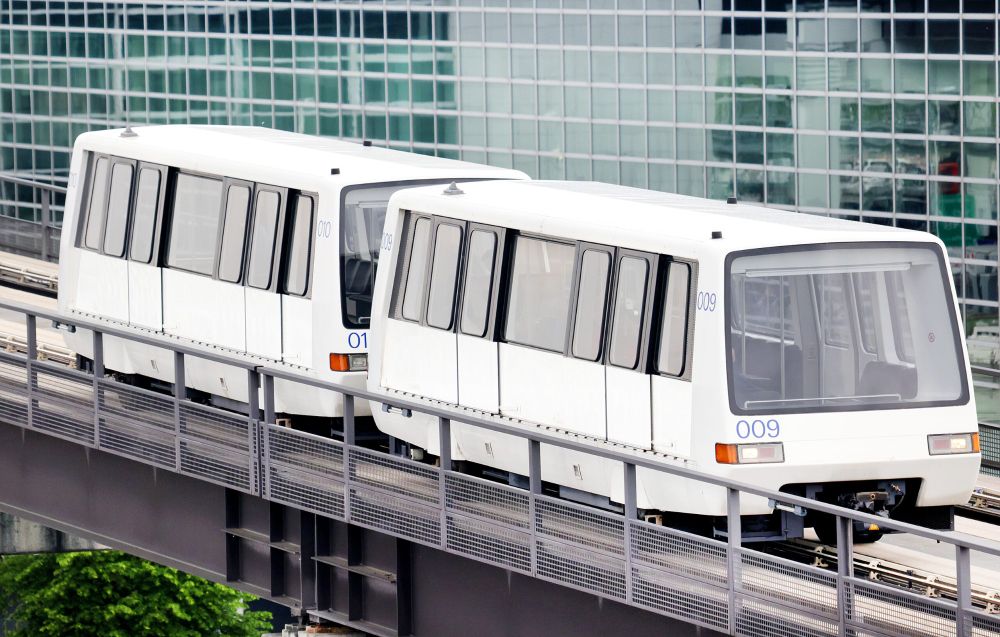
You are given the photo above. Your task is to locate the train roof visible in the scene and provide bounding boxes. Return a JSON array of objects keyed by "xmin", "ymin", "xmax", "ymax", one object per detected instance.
[
  {"xmin": 391, "ymin": 179, "xmax": 939, "ymax": 254},
  {"xmin": 73, "ymin": 126, "xmax": 526, "ymax": 186}
]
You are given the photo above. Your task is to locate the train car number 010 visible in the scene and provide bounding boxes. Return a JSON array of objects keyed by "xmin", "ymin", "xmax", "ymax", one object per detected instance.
[{"xmin": 736, "ymin": 419, "xmax": 779, "ymax": 439}]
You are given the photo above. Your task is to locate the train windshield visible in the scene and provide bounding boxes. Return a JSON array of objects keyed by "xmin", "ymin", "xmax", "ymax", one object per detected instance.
[
  {"xmin": 728, "ymin": 243, "xmax": 967, "ymax": 414},
  {"xmin": 341, "ymin": 195, "xmax": 388, "ymax": 328}
]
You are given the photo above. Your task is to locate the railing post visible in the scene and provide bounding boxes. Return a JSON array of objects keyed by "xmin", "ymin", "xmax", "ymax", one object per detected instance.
[
  {"xmin": 262, "ymin": 373, "xmax": 275, "ymax": 425},
  {"xmin": 173, "ymin": 352, "xmax": 184, "ymax": 472},
  {"xmin": 836, "ymin": 514, "xmax": 854, "ymax": 637},
  {"xmin": 956, "ymin": 545, "xmax": 971, "ymax": 637},
  {"xmin": 438, "ymin": 417, "xmax": 451, "ymax": 549},
  {"xmin": 247, "ymin": 370, "xmax": 262, "ymax": 497},
  {"xmin": 92, "ymin": 331, "xmax": 103, "ymax": 449},
  {"xmin": 40, "ymin": 188, "xmax": 50, "ymax": 262},
  {"xmin": 528, "ymin": 439, "xmax": 541, "ymax": 576},
  {"xmin": 726, "ymin": 488, "xmax": 741, "ymax": 634},
  {"xmin": 343, "ymin": 394, "xmax": 355, "ymax": 522},
  {"xmin": 25, "ymin": 314, "xmax": 36, "ymax": 428},
  {"xmin": 623, "ymin": 462, "xmax": 637, "ymax": 603}
]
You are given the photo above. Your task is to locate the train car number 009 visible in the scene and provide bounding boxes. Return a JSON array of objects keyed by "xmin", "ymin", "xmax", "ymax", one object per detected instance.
[
  {"xmin": 736, "ymin": 419, "xmax": 779, "ymax": 439},
  {"xmin": 697, "ymin": 291, "xmax": 717, "ymax": 312}
]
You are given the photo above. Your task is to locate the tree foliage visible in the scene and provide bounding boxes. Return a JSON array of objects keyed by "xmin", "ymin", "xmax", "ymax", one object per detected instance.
[{"xmin": 0, "ymin": 550, "xmax": 271, "ymax": 637}]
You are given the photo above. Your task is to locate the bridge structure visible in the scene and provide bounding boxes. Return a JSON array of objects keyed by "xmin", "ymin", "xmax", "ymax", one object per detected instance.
[{"xmin": 0, "ymin": 175, "xmax": 999, "ymax": 637}]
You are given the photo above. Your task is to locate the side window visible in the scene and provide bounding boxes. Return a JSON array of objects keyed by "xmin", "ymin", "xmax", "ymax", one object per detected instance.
[
  {"xmin": 83, "ymin": 156, "xmax": 109, "ymax": 250},
  {"xmin": 217, "ymin": 184, "xmax": 251, "ymax": 283},
  {"xmin": 885, "ymin": 271, "xmax": 915, "ymax": 363},
  {"xmin": 852, "ymin": 272, "xmax": 878, "ymax": 355},
  {"xmin": 426, "ymin": 223, "xmax": 464, "ymax": 330},
  {"xmin": 102, "ymin": 161, "xmax": 134, "ymax": 257},
  {"xmin": 282, "ymin": 194, "xmax": 315, "ymax": 296},
  {"xmin": 657, "ymin": 262, "xmax": 691, "ymax": 376},
  {"xmin": 608, "ymin": 256, "xmax": 650, "ymax": 369},
  {"xmin": 571, "ymin": 249, "xmax": 612, "ymax": 361},
  {"xmin": 246, "ymin": 189, "xmax": 282, "ymax": 290},
  {"xmin": 459, "ymin": 229, "xmax": 498, "ymax": 337},
  {"xmin": 129, "ymin": 166, "xmax": 163, "ymax": 263},
  {"xmin": 401, "ymin": 217, "xmax": 432, "ymax": 321},
  {"xmin": 166, "ymin": 173, "xmax": 225, "ymax": 275},
  {"xmin": 504, "ymin": 236, "xmax": 576, "ymax": 352}
]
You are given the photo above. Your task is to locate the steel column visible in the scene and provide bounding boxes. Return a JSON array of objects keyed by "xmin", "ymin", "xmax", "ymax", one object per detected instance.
[
  {"xmin": 248, "ymin": 370, "xmax": 262, "ymax": 497},
  {"xmin": 622, "ymin": 462, "xmax": 637, "ymax": 603},
  {"xmin": 438, "ymin": 417, "xmax": 451, "ymax": 549},
  {"xmin": 40, "ymin": 189, "xmax": 50, "ymax": 262},
  {"xmin": 528, "ymin": 439, "xmax": 541, "ymax": 576},
  {"xmin": 24, "ymin": 314, "xmax": 36, "ymax": 427},
  {"xmin": 173, "ymin": 352, "xmax": 184, "ymax": 472},
  {"xmin": 835, "ymin": 514, "xmax": 853, "ymax": 636},
  {"xmin": 92, "ymin": 331, "xmax": 104, "ymax": 447},
  {"xmin": 343, "ymin": 395, "xmax": 355, "ymax": 522},
  {"xmin": 726, "ymin": 487, "xmax": 741, "ymax": 633},
  {"xmin": 956, "ymin": 545, "xmax": 971, "ymax": 637}
]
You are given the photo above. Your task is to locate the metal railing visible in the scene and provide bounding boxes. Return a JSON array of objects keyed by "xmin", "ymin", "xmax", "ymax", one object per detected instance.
[
  {"xmin": 971, "ymin": 365, "xmax": 1000, "ymax": 475},
  {"xmin": 0, "ymin": 296, "xmax": 997, "ymax": 637},
  {"xmin": 0, "ymin": 174, "xmax": 66, "ymax": 263}
]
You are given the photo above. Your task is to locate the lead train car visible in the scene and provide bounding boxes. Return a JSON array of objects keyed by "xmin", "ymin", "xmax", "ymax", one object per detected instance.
[
  {"xmin": 58, "ymin": 126, "xmax": 525, "ymax": 420},
  {"xmin": 368, "ymin": 180, "xmax": 980, "ymax": 541}
]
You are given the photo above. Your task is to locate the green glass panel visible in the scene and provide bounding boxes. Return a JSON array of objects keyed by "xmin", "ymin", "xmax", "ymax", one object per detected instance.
[
  {"xmin": 539, "ymin": 121, "xmax": 562, "ymax": 152},
  {"xmin": 929, "ymin": 100, "xmax": 961, "ymax": 135},
  {"xmin": 706, "ymin": 54, "xmax": 732, "ymax": 87},
  {"xmin": 797, "ymin": 96, "xmax": 826, "ymax": 130},
  {"xmin": 676, "ymin": 128, "xmax": 704, "ymax": 161},
  {"xmin": 486, "ymin": 82, "xmax": 510, "ymax": 113},
  {"xmin": 798, "ymin": 134, "xmax": 827, "ymax": 170},
  {"xmin": 619, "ymin": 88, "xmax": 644, "ymax": 121},
  {"xmin": 618, "ymin": 52, "xmax": 644, "ymax": 85},
  {"xmin": 735, "ymin": 94, "xmax": 762, "ymax": 126},
  {"xmin": 894, "ymin": 59, "xmax": 925, "ymax": 94},
  {"xmin": 592, "ymin": 87, "xmax": 617, "ymax": 119},
  {"xmin": 461, "ymin": 81, "xmax": 483, "ymax": 111},
  {"xmin": 860, "ymin": 58, "xmax": 891, "ymax": 92},
  {"xmin": 767, "ymin": 171, "xmax": 796, "ymax": 206},
  {"xmin": 895, "ymin": 179, "xmax": 926, "ymax": 215},
  {"xmin": 413, "ymin": 114, "xmax": 435, "ymax": 143},
  {"xmin": 928, "ymin": 60, "xmax": 960, "ymax": 95},
  {"xmin": 389, "ymin": 114, "xmax": 410, "ymax": 143},
  {"xmin": 648, "ymin": 89, "xmax": 673, "ymax": 122},
  {"xmin": 676, "ymin": 165, "xmax": 705, "ymax": 198},
  {"xmin": 765, "ymin": 56, "xmax": 792, "ymax": 89},
  {"xmin": 273, "ymin": 41, "xmax": 293, "ymax": 68},
  {"xmin": 565, "ymin": 122, "xmax": 590, "ymax": 154},
  {"xmin": 708, "ymin": 130, "xmax": 732, "ymax": 162},
  {"xmin": 648, "ymin": 163, "xmax": 675, "ymax": 194},
  {"xmin": 831, "ymin": 175, "xmax": 859, "ymax": 210},
  {"xmin": 798, "ymin": 173, "xmax": 827, "ymax": 208},
  {"xmin": 964, "ymin": 61, "xmax": 996, "ymax": 97},
  {"xmin": 648, "ymin": 127, "xmax": 673, "ymax": 159},
  {"xmin": 736, "ymin": 131, "xmax": 763, "ymax": 165},
  {"xmin": 965, "ymin": 184, "xmax": 997, "ymax": 221},
  {"xmin": 412, "ymin": 79, "xmax": 434, "ymax": 106},
  {"xmin": 676, "ymin": 53, "xmax": 702, "ymax": 86},
  {"xmin": 965, "ymin": 102, "xmax": 996, "ymax": 137},
  {"xmin": 894, "ymin": 100, "xmax": 925, "ymax": 134},
  {"xmin": 766, "ymin": 95, "xmax": 792, "ymax": 128},
  {"xmin": 707, "ymin": 167, "xmax": 733, "ymax": 200},
  {"xmin": 647, "ymin": 52, "xmax": 673, "ymax": 85},
  {"xmin": 860, "ymin": 98, "xmax": 890, "ymax": 132},
  {"xmin": 511, "ymin": 49, "xmax": 535, "ymax": 80},
  {"xmin": 565, "ymin": 86, "xmax": 590, "ymax": 118},
  {"xmin": 538, "ymin": 50, "xmax": 561, "ymax": 81},
  {"xmin": 895, "ymin": 139, "xmax": 926, "ymax": 175},
  {"xmin": 462, "ymin": 117, "xmax": 486, "ymax": 147},
  {"xmin": 484, "ymin": 48, "xmax": 508, "ymax": 78},
  {"xmin": 593, "ymin": 124, "xmax": 618, "ymax": 156},
  {"xmin": 437, "ymin": 115, "xmax": 458, "ymax": 145},
  {"xmin": 677, "ymin": 92, "xmax": 704, "ymax": 124},
  {"xmin": 592, "ymin": 51, "xmax": 617, "ymax": 83},
  {"xmin": 388, "ymin": 79, "xmax": 409, "ymax": 106},
  {"xmin": 734, "ymin": 55, "xmax": 762, "ymax": 89},
  {"xmin": 965, "ymin": 143, "xmax": 996, "ymax": 179},
  {"xmin": 796, "ymin": 57, "xmax": 825, "ymax": 91},
  {"xmin": 766, "ymin": 133, "xmax": 794, "ymax": 166},
  {"xmin": 252, "ymin": 72, "xmax": 271, "ymax": 99},
  {"xmin": 828, "ymin": 59, "xmax": 858, "ymax": 92},
  {"xmin": 737, "ymin": 169, "xmax": 765, "ymax": 202},
  {"xmin": 706, "ymin": 92, "xmax": 733, "ymax": 125}
]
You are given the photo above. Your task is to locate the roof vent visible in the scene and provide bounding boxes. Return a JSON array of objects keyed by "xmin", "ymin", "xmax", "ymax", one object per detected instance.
[
  {"xmin": 330, "ymin": 168, "xmax": 340, "ymax": 175},
  {"xmin": 362, "ymin": 140, "xmax": 373, "ymax": 147},
  {"xmin": 712, "ymin": 231, "xmax": 723, "ymax": 240},
  {"xmin": 120, "ymin": 125, "xmax": 137, "ymax": 138},
  {"xmin": 726, "ymin": 196, "xmax": 737, "ymax": 204},
  {"xmin": 442, "ymin": 182, "xmax": 464, "ymax": 196}
]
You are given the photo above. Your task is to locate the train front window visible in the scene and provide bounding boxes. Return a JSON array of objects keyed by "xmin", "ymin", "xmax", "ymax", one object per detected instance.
[
  {"xmin": 341, "ymin": 197, "xmax": 388, "ymax": 328},
  {"xmin": 728, "ymin": 243, "xmax": 967, "ymax": 413}
]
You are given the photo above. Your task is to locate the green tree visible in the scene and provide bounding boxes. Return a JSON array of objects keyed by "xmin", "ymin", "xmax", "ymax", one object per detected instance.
[{"xmin": 0, "ymin": 550, "xmax": 272, "ymax": 637}]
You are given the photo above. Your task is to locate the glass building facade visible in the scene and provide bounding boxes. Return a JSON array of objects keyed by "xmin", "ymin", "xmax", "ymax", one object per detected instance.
[{"xmin": 1, "ymin": 1, "xmax": 1000, "ymax": 367}]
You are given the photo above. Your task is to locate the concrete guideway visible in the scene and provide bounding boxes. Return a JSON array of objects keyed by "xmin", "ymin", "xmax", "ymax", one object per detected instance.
[{"xmin": 0, "ymin": 292, "xmax": 998, "ymax": 634}]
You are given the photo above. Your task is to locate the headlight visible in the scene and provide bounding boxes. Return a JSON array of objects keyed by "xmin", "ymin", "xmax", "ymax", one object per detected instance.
[
  {"xmin": 927, "ymin": 433, "xmax": 980, "ymax": 455},
  {"xmin": 715, "ymin": 442, "xmax": 784, "ymax": 464}
]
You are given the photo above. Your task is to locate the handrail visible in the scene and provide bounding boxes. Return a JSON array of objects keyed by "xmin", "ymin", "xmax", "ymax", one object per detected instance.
[
  {"xmin": 972, "ymin": 364, "xmax": 1000, "ymax": 379},
  {"xmin": 1, "ymin": 295, "xmax": 997, "ymax": 558},
  {"xmin": 0, "ymin": 173, "xmax": 68, "ymax": 194}
]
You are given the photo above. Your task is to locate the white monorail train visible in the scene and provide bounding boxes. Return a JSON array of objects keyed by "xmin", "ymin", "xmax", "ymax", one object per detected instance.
[
  {"xmin": 368, "ymin": 180, "xmax": 981, "ymax": 541},
  {"xmin": 57, "ymin": 126, "xmax": 524, "ymax": 424}
]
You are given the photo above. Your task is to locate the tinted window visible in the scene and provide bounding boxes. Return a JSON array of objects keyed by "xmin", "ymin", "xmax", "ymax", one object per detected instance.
[
  {"xmin": 166, "ymin": 173, "xmax": 224, "ymax": 275},
  {"xmin": 102, "ymin": 162, "xmax": 133, "ymax": 257},
  {"xmin": 426, "ymin": 224, "xmax": 463, "ymax": 330},
  {"xmin": 460, "ymin": 230, "xmax": 498, "ymax": 337},
  {"xmin": 283, "ymin": 194, "xmax": 314, "ymax": 296},
  {"xmin": 657, "ymin": 262, "xmax": 690, "ymax": 376},
  {"xmin": 341, "ymin": 199, "xmax": 388, "ymax": 328},
  {"xmin": 218, "ymin": 185, "xmax": 251, "ymax": 283},
  {"xmin": 401, "ymin": 218, "xmax": 432, "ymax": 321},
  {"xmin": 571, "ymin": 250, "xmax": 611, "ymax": 361},
  {"xmin": 129, "ymin": 167, "xmax": 161, "ymax": 263},
  {"xmin": 608, "ymin": 257, "xmax": 649, "ymax": 369},
  {"xmin": 83, "ymin": 157, "xmax": 109, "ymax": 250},
  {"xmin": 505, "ymin": 237, "xmax": 575, "ymax": 352},
  {"xmin": 247, "ymin": 190, "xmax": 281, "ymax": 289}
]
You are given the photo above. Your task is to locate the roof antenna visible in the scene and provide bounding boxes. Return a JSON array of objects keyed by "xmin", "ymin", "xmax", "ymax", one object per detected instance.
[
  {"xmin": 120, "ymin": 125, "xmax": 137, "ymax": 138},
  {"xmin": 442, "ymin": 182, "xmax": 464, "ymax": 196}
]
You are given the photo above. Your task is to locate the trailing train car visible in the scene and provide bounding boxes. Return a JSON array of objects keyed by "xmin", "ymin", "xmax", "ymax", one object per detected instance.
[
  {"xmin": 367, "ymin": 180, "xmax": 980, "ymax": 542},
  {"xmin": 58, "ymin": 126, "xmax": 525, "ymax": 420}
]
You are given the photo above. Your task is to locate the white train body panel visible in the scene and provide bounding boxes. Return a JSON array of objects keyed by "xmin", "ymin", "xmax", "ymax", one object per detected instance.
[
  {"xmin": 58, "ymin": 126, "xmax": 525, "ymax": 418},
  {"xmin": 368, "ymin": 180, "xmax": 980, "ymax": 519}
]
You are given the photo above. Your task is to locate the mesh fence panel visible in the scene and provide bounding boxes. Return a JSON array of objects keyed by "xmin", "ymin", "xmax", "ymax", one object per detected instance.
[
  {"xmin": 348, "ymin": 485, "xmax": 441, "ymax": 546},
  {"xmin": 736, "ymin": 595, "xmax": 840, "ymax": 637},
  {"xmin": 98, "ymin": 380, "xmax": 174, "ymax": 431},
  {"xmin": 179, "ymin": 402, "xmax": 250, "ymax": 452},
  {"xmin": 267, "ymin": 425, "xmax": 343, "ymax": 477},
  {"xmin": 630, "ymin": 520, "xmax": 729, "ymax": 586},
  {"xmin": 847, "ymin": 579, "xmax": 956, "ymax": 637},
  {"xmin": 740, "ymin": 549, "xmax": 839, "ymax": 618},
  {"xmin": 98, "ymin": 416, "xmax": 175, "ymax": 468},
  {"xmin": 267, "ymin": 464, "xmax": 345, "ymax": 520},
  {"xmin": 445, "ymin": 512, "xmax": 532, "ymax": 573},
  {"xmin": 631, "ymin": 562, "xmax": 730, "ymax": 631},
  {"xmin": 444, "ymin": 472, "xmax": 530, "ymax": 530},
  {"xmin": 970, "ymin": 609, "xmax": 1000, "ymax": 637},
  {"xmin": 536, "ymin": 537, "xmax": 627, "ymax": 600},
  {"xmin": 349, "ymin": 447, "xmax": 439, "ymax": 503},
  {"xmin": 0, "ymin": 355, "xmax": 27, "ymax": 426},
  {"xmin": 179, "ymin": 438, "xmax": 252, "ymax": 493},
  {"xmin": 980, "ymin": 424, "xmax": 1000, "ymax": 474},
  {"xmin": 535, "ymin": 495, "xmax": 624, "ymax": 557},
  {"xmin": 31, "ymin": 364, "xmax": 94, "ymax": 444}
]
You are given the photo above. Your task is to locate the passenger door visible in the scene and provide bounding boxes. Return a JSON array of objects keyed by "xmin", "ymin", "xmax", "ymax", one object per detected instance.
[
  {"xmin": 605, "ymin": 251, "xmax": 658, "ymax": 448},
  {"xmin": 281, "ymin": 193, "xmax": 317, "ymax": 366},
  {"xmin": 381, "ymin": 214, "xmax": 464, "ymax": 404},
  {"xmin": 497, "ymin": 236, "xmax": 609, "ymax": 439},
  {"xmin": 127, "ymin": 163, "xmax": 168, "ymax": 331},
  {"xmin": 650, "ymin": 261, "xmax": 696, "ymax": 457},
  {"xmin": 244, "ymin": 185, "xmax": 287, "ymax": 360},
  {"xmin": 456, "ymin": 225, "xmax": 505, "ymax": 412}
]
